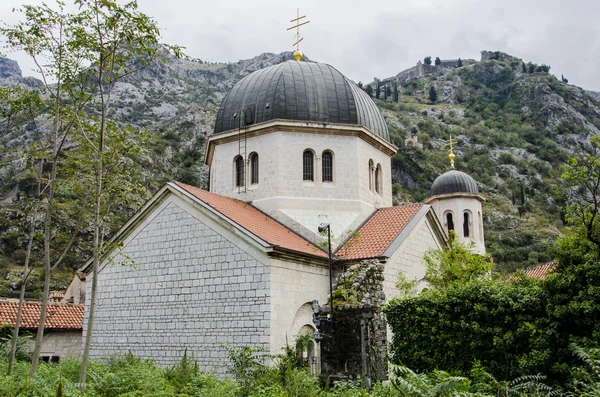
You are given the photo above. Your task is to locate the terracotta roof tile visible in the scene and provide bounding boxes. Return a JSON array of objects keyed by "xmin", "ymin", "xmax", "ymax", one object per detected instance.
[
  {"xmin": 175, "ymin": 182, "xmax": 327, "ymax": 258},
  {"xmin": 524, "ymin": 261, "xmax": 556, "ymax": 279},
  {"xmin": 0, "ymin": 299, "xmax": 83, "ymax": 330},
  {"xmin": 336, "ymin": 203, "xmax": 425, "ymax": 260}
]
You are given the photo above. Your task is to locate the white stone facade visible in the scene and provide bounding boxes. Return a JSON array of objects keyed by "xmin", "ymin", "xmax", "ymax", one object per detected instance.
[
  {"xmin": 84, "ymin": 196, "xmax": 272, "ymax": 371},
  {"xmin": 40, "ymin": 331, "xmax": 82, "ymax": 360},
  {"xmin": 206, "ymin": 121, "xmax": 396, "ymax": 246}
]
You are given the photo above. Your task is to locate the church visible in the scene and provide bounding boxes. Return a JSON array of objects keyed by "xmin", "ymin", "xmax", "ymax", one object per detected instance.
[{"xmin": 82, "ymin": 48, "xmax": 485, "ymax": 372}]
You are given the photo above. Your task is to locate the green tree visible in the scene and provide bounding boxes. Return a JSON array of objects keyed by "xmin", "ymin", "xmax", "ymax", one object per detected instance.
[
  {"xmin": 423, "ymin": 230, "xmax": 494, "ymax": 290},
  {"xmin": 522, "ymin": 62, "xmax": 527, "ymax": 73},
  {"xmin": 457, "ymin": 58, "xmax": 463, "ymax": 67},
  {"xmin": 424, "ymin": 56, "xmax": 432, "ymax": 65},
  {"xmin": 1, "ymin": 3, "xmax": 97, "ymax": 375},
  {"xmin": 561, "ymin": 135, "xmax": 600, "ymax": 251},
  {"xmin": 67, "ymin": 0, "xmax": 181, "ymax": 388},
  {"xmin": 528, "ymin": 62, "xmax": 536, "ymax": 73},
  {"xmin": 357, "ymin": 81, "xmax": 363, "ymax": 88},
  {"xmin": 561, "ymin": 74, "xmax": 569, "ymax": 84},
  {"xmin": 428, "ymin": 86, "xmax": 437, "ymax": 103},
  {"xmin": 375, "ymin": 84, "xmax": 381, "ymax": 99},
  {"xmin": 385, "ymin": 85, "xmax": 391, "ymax": 99},
  {"xmin": 393, "ymin": 82, "xmax": 399, "ymax": 102},
  {"xmin": 435, "ymin": 56, "xmax": 441, "ymax": 66},
  {"xmin": 365, "ymin": 84, "xmax": 373, "ymax": 97},
  {"xmin": 535, "ymin": 64, "xmax": 551, "ymax": 73}
]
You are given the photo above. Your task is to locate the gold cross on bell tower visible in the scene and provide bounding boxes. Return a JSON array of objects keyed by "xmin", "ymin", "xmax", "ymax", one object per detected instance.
[
  {"xmin": 446, "ymin": 135, "xmax": 457, "ymax": 168},
  {"xmin": 287, "ymin": 8, "xmax": 310, "ymax": 61}
]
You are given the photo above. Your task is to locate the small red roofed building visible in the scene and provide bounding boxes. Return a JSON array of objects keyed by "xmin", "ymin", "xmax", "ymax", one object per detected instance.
[{"xmin": 0, "ymin": 299, "xmax": 83, "ymax": 362}]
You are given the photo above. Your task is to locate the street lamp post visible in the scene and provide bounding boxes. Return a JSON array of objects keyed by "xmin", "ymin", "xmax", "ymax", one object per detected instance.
[{"xmin": 318, "ymin": 223, "xmax": 334, "ymax": 334}]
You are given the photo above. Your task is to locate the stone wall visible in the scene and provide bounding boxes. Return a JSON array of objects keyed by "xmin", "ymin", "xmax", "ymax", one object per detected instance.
[
  {"xmin": 318, "ymin": 260, "xmax": 388, "ymax": 384},
  {"xmin": 480, "ymin": 50, "xmax": 521, "ymax": 63},
  {"xmin": 269, "ymin": 259, "xmax": 330, "ymax": 355},
  {"xmin": 41, "ymin": 331, "xmax": 81, "ymax": 360},
  {"xmin": 84, "ymin": 195, "xmax": 271, "ymax": 372}
]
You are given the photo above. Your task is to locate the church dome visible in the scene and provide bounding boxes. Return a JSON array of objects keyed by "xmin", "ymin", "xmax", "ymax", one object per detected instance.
[
  {"xmin": 430, "ymin": 169, "xmax": 479, "ymax": 196},
  {"xmin": 213, "ymin": 60, "xmax": 389, "ymax": 141}
]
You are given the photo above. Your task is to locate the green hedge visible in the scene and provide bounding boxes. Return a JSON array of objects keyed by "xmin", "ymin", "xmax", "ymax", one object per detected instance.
[{"xmin": 384, "ymin": 260, "xmax": 600, "ymax": 387}]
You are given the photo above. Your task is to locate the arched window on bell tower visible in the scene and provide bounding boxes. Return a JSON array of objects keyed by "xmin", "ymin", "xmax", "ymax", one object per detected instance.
[
  {"xmin": 463, "ymin": 211, "xmax": 471, "ymax": 238},
  {"xmin": 446, "ymin": 212, "xmax": 454, "ymax": 232}
]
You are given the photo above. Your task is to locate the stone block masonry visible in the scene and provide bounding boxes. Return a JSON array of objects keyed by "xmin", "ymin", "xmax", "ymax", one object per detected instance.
[{"xmin": 84, "ymin": 197, "xmax": 271, "ymax": 372}]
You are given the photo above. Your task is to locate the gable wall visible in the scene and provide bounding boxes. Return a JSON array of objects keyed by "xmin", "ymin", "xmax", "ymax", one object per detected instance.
[
  {"xmin": 383, "ymin": 215, "xmax": 443, "ymax": 299},
  {"xmin": 84, "ymin": 195, "xmax": 271, "ymax": 372}
]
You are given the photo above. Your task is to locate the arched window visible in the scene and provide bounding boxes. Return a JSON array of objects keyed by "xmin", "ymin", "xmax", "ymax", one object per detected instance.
[
  {"xmin": 463, "ymin": 212, "xmax": 470, "ymax": 237},
  {"xmin": 479, "ymin": 211, "xmax": 484, "ymax": 242},
  {"xmin": 303, "ymin": 150, "xmax": 314, "ymax": 181},
  {"xmin": 368, "ymin": 159, "xmax": 374, "ymax": 191},
  {"xmin": 446, "ymin": 212, "xmax": 454, "ymax": 232},
  {"xmin": 375, "ymin": 164, "xmax": 382, "ymax": 194},
  {"xmin": 322, "ymin": 151, "xmax": 333, "ymax": 182},
  {"xmin": 249, "ymin": 152, "xmax": 259, "ymax": 185},
  {"xmin": 235, "ymin": 156, "xmax": 245, "ymax": 187}
]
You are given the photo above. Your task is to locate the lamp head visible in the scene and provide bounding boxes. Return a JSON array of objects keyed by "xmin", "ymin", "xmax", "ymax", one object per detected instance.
[{"xmin": 318, "ymin": 223, "xmax": 330, "ymax": 233}]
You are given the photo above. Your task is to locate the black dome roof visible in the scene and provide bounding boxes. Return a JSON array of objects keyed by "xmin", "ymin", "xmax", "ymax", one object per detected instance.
[
  {"xmin": 213, "ymin": 60, "xmax": 389, "ymax": 141},
  {"xmin": 431, "ymin": 169, "xmax": 479, "ymax": 196}
]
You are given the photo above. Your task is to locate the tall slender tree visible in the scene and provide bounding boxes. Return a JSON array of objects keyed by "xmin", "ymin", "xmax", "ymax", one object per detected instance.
[
  {"xmin": 1, "ymin": 3, "xmax": 96, "ymax": 375},
  {"xmin": 69, "ymin": 0, "xmax": 181, "ymax": 388}
]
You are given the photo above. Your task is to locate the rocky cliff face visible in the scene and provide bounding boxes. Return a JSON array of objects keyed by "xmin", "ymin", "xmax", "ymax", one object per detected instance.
[
  {"xmin": 0, "ymin": 57, "xmax": 43, "ymax": 89},
  {"xmin": 371, "ymin": 52, "xmax": 600, "ymax": 272}
]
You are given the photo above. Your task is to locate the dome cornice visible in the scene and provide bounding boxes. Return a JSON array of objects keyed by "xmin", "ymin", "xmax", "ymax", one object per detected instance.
[{"xmin": 204, "ymin": 119, "xmax": 398, "ymax": 166}]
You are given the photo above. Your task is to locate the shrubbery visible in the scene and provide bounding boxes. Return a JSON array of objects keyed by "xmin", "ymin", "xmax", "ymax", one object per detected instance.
[{"xmin": 385, "ymin": 223, "xmax": 600, "ymax": 391}]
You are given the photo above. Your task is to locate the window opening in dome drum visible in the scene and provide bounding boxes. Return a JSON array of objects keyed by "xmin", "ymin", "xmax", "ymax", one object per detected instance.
[
  {"xmin": 303, "ymin": 150, "xmax": 314, "ymax": 181},
  {"xmin": 463, "ymin": 212, "xmax": 470, "ymax": 237},
  {"xmin": 368, "ymin": 160, "xmax": 374, "ymax": 191},
  {"xmin": 235, "ymin": 156, "xmax": 245, "ymax": 187},
  {"xmin": 446, "ymin": 213, "xmax": 454, "ymax": 232},
  {"xmin": 250, "ymin": 153, "xmax": 259, "ymax": 185},
  {"xmin": 322, "ymin": 151, "xmax": 333, "ymax": 182}
]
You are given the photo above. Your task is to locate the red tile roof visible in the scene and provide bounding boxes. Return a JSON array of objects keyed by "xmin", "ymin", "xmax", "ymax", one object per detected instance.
[
  {"xmin": 524, "ymin": 261, "xmax": 556, "ymax": 279},
  {"xmin": 0, "ymin": 300, "xmax": 83, "ymax": 330},
  {"xmin": 336, "ymin": 203, "xmax": 425, "ymax": 260},
  {"xmin": 175, "ymin": 182, "xmax": 327, "ymax": 259}
]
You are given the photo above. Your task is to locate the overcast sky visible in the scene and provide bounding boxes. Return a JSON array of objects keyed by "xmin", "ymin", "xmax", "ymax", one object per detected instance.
[{"xmin": 2, "ymin": 0, "xmax": 600, "ymax": 91}]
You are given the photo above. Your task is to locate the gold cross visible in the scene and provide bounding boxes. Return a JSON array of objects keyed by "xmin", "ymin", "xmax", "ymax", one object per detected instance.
[
  {"xmin": 287, "ymin": 9, "xmax": 310, "ymax": 60},
  {"xmin": 445, "ymin": 135, "xmax": 457, "ymax": 168}
]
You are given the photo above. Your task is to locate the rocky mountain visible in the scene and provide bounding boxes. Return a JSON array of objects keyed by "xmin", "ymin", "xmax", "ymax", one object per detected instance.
[
  {"xmin": 1, "ymin": 49, "xmax": 599, "ymax": 297},
  {"xmin": 588, "ymin": 91, "xmax": 600, "ymax": 101}
]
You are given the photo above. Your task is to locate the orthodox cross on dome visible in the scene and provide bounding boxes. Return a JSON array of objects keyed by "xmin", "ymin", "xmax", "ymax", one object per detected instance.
[
  {"xmin": 446, "ymin": 135, "xmax": 457, "ymax": 168},
  {"xmin": 287, "ymin": 8, "xmax": 310, "ymax": 61}
]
